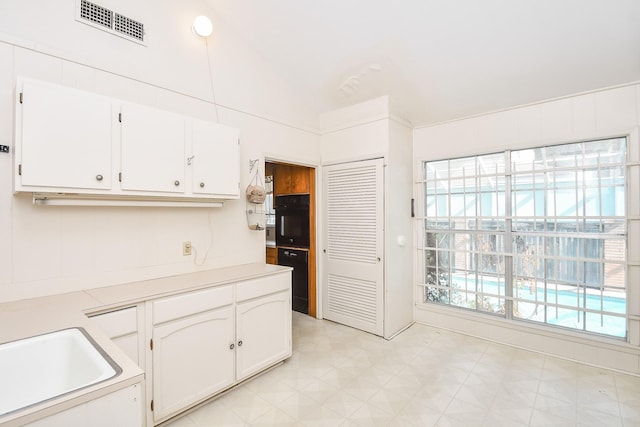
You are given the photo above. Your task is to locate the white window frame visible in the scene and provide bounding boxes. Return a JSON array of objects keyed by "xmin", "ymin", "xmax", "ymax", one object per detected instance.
[{"xmin": 416, "ymin": 134, "xmax": 639, "ymax": 342}]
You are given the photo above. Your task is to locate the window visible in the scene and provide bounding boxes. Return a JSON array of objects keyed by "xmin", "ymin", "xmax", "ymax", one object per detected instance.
[
  {"xmin": 265, "ymin": 176, "xmax": 275, "ymax": 227},
  {"xmin": 420, "ymin": 138, "xmax": 627, "ymax": 338}
]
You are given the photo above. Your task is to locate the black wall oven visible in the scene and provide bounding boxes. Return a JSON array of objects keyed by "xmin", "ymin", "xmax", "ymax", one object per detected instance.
[{"xmin": 275, "ymin": 194, "xmax": 310, "ymax": 248}]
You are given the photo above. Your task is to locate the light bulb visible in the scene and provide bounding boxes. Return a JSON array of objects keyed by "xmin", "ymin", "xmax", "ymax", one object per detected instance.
[{"xmin": 192, "ymin": 15, "xmax": 213, "ymax": 38}]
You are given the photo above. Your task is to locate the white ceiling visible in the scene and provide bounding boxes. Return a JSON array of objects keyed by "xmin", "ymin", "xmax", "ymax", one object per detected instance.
[{"xmin": 208, "ymin": 0, "xmax": 640, "ymax": 127}]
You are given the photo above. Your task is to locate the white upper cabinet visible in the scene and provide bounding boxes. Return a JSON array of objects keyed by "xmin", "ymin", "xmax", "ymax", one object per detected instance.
[
  {"xmin": 191, "ymin": 119, "xmax": 239, "ymax": 197},
  {"xmin": 13, "ymin": 77, "xmax": 240, "ymax": 204},
  {"xmin": 120, "ymin": 103, "xmax": 185, "ymax": 194},
  {"xmin": 16, "ymin": 79, "xmax": 113, "ymax": 191}
]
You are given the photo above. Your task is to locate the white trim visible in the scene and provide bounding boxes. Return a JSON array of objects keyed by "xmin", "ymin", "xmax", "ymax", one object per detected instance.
[
  {"xmin": 414, "ymin": 81, "xmax": 640, "ymax": 130},
  {"xmin": 319, "ymin": 113, "xmax": 413, "ymax": 134},
  {"xmin": 263, "ymin": 155, "xmax": 318, "ymax": 169},
  {"xmin": 321, "ymin": 155, "xmax": 387, "ymax": 168},
  {"xmin": 320, "ymin": 116, "xmax": 389, "ymax": 136}
]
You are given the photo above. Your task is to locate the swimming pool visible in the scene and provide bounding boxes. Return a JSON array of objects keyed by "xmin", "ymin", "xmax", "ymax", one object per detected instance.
[{"xmin": 444, "ymin": 273, "xmax": 626, "ymax": 337}]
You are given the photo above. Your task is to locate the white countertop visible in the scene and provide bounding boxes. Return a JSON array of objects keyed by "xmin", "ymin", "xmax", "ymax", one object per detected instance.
[
  {"xmin": 0, "ymin": 262, "xmax": 291, "ymax": 426},
  {"xmin": 84, "ymin": 262, "xmax": 289, "ymax": 311}
]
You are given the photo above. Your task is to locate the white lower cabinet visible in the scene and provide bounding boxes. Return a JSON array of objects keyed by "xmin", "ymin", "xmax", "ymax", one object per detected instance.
[
  {"xmin": 236, "ymin": 289, "xmax": 292, "ymax": 381},
  {"xmin": 90, "ymin": 306, "xmax": 141, "ymax": 367},
  {"xmin": 152, "ymin": 305, "xmax": 235, "ymax": 422},
  {"xmin": 149, "ymin": 271, "xmax": 291, "ymax": 425},
  {"xmin": 26, "ymin": 383, "xmax": 142, "ymax": 427}
]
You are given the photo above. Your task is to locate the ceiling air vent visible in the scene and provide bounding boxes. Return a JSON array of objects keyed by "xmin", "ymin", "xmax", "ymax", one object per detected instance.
[
  {"xmin": 114, "ymin": 13, "xmax": 144, "ymax": 42},
  {"xmin": 77, "ymin": 0, "xmax": 145, "ymax": 44},
  {"xmin": 80, "ymin": 0, "xmax": 112, "ymax": 29}
]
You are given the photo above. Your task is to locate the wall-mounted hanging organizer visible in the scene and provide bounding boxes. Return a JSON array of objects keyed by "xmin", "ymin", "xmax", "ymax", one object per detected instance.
[{"xmin": 246, "ymin": 159, "xmax": 266, "ymax": 230}]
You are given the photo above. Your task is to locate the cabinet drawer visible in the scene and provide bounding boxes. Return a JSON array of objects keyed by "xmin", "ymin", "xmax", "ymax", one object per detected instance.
[
  {"xmin": 236, "ymin": 273, "xmax": 291, "ymax": 303},
  {"xmin": 90, "ymin": 306, "xmax": 137, "ymax": 338},
  {"xmin": 153, "ymin": 285, "xmax": 233, "ymax": 325}
]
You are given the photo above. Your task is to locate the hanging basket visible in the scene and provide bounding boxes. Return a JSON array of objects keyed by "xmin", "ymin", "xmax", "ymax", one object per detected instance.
[
  {"xmin": 246, "ymin": 207, "xmax": 265, "ymax": 230},
  {"xmin": 246, "ymin": 160, "xmax": 266, "ymax": 230},
  {"xmin": 245, "ymin": 184, "xmax": 266, "ymax": 204},
  {"xmin": 245, "ymin": 162, "xmax": 266, "ymax": 204}
]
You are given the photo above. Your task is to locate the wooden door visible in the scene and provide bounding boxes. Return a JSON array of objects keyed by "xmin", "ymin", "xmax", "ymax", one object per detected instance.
[{"xmin": 322, "ymin": 159, "xmax": 384, "ymax": 336}]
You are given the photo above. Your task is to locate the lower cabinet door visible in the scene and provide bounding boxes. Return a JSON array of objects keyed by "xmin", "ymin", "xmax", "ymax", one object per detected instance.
[
  {"xmin": 152, "ymin": 306, "xmax": 234, "ymax": 422},
  {"xmin": 26, "ymin": 384, "xmax": 142, "ymax": 427},
  {"xmin": 90, "ymin": 307, "xmax": 140, "ymax": 367},
  {"xmin": 235, "ymin": 290, "xmax": 292, "ymax": 381}
]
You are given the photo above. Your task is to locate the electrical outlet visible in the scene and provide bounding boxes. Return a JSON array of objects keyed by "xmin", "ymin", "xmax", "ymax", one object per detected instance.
[{"xmin": 183, "ymin": 241, "xmax": 192, "ymax": 256}]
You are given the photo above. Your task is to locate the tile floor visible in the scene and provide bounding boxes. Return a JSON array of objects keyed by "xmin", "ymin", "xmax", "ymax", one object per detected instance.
[{"xmin": 165, "ymin": 312, "xmax": 640, "ymax": 427}]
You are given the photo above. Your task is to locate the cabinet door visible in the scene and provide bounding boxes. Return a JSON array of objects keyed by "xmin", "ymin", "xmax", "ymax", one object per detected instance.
[
  {"xmin": 152, "ymin": 306, "xmax": 234, "ymax": 422},
  {"xmin": 191, "ymin": 119, "xmax": 239, "ymax": 197},
  {"xmin": 90, "ymin": 307, "xmax": 139, "ymax": 367},
  {"xmin": 274, "ymin": 164, "xmax": 310, "ymax": 195},
  {"xmin": 235, "ymin": 290, "xmax": 291, "ymax": 381},
  {"xmin": 17, "ymin": 79, "xmax": 112, "ymax": 191},
  {"xmin": 120, "ymin": 103, "xmax": 185, "ymax": 193},
  {"xmin": 26, "ymin": 384, "xmax": 142, "ymax": 427}
]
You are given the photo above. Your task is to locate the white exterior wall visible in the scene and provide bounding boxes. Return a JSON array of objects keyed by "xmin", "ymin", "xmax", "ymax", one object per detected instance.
[
  {"xmin": 0, "ymin": 0, "xmax": 320, "ymax": 301},
  {"xmin": 413, "ymin": 83, "xmax": 640, "ymax": 374}
]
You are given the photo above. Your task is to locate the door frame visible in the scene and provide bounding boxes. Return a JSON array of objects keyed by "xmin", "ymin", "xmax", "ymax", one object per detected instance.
[{"xmin": 264, "ymin": 157, "xmax": 318, "ymax": 318}]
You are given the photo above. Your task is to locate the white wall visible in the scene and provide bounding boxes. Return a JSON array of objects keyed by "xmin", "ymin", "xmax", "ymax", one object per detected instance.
[
  {"xmin": 0, "ymin": 0, "xmax": 320, "ymax": 301},
  {"xmin": 319, "ymin": 97, "xmax": 414, "ymax": 338},
  {"xmin": 319, "ymin": 95, "xmax": 390, "ymax": 164},
  {"xmin": 384, "ymin": 118, "xmax": 414, "ymax": 338},
  {"xmin": 413, "ymin": 83, "xmax": 640, "ymax": 374},
  {"xmin": 320, "ymin": 120, "xmax": 388, "ymax": 165},
  {"xmin": 414, "ymin": 84, "xmax": 640, "ymax": 162}
]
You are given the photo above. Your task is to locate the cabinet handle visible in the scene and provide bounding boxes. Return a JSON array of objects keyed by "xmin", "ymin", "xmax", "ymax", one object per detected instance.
[
  {"xmin": 229, "ymin": 343, "xmax": 235, "ymax": 350},
  {"xmin": 238, "ymin": 340, "xmax": 243, "ymax": 347},
  {"xmin": 200, "ymin": 182, "xmax": 205, "ymax": 188},
  {"xmin": 96, "ymin": 174, "xmax": 103, "ymax": 181},
  {"xmin": 174, "ymin": 180, "xmax": 180, "ymax": 186}
]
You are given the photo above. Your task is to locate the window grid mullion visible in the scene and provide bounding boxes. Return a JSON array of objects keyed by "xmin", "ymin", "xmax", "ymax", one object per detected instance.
[{"xmin": 505, "ymin": 151, "xmax": 513, "ymax": 320}]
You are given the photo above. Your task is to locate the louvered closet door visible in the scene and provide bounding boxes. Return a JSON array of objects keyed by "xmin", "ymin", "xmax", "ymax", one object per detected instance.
[{"xmin": 323, "ymin": 158, "xmax": 384, "ymax": 336}]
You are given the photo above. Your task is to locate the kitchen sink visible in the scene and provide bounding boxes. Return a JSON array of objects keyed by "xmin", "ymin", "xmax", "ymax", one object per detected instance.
[{"xmin": 0, "ymin": 327, "xmax": 121, "ymax": 416}]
